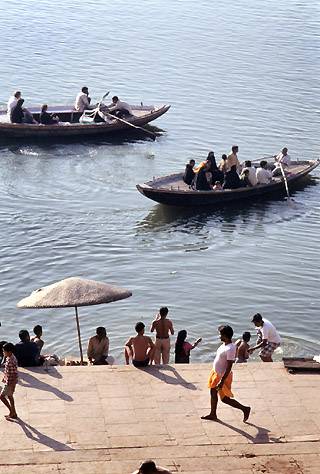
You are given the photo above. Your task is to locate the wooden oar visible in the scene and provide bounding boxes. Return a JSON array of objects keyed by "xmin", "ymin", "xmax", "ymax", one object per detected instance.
[
  {"xmin": 104, "ymin": 112, "xmax": 157, "ymax": 140},
  {"xmin": 279, "ymin": 163, "xmax": 292, "ymax": 204}
]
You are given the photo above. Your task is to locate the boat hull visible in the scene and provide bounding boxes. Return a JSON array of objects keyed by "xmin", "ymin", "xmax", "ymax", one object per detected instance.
[
  {"xmin": 0, "ymin": 105, "xmax": 170, "ymax": 141},
  {"xmin": 137, "ymin": 161, "xmax": 319, "ymax": 208}
]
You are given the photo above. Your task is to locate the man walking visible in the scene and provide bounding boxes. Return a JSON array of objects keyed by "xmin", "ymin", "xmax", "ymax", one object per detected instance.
[
  {"xmin": 150, "ymin": 307, "xmax": 174, "ymax": 364},
  {"xmin": 249, "ymin": 313, "xmax": 281, "ymax": 362},
  {"xmin": 201, "ymin": 325, "xmax": 250, "ymax": 422}
]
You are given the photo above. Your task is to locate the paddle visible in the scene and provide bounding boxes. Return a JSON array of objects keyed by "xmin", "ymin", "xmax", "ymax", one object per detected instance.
[
  {"xmin": 104, "ymin": 111, "xmax": 157, "ymax": 140},
  {"xmin": 279, "ymin": 162, "xmax": 292, "ymax": 204}
]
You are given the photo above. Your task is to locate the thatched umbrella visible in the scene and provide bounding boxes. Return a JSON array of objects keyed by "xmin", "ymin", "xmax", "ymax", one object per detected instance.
[{"xmin": 17, "ymin": 277, "xmax": 132, "ymax": 364}]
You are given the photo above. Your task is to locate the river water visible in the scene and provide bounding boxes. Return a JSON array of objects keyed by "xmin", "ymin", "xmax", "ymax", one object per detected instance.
[{"xmin": 0, "ymin": 0, "xmax": 319, "ymax": 362}]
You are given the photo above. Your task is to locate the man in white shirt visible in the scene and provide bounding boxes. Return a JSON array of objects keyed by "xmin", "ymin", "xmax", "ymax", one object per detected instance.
[
  {"xmin": 226, "ymin": 145, "xmax": 240, "ymax": 172},
  {"xmin": 249, "ymin": 313, "xmax": 281, "ymax": 362},
  {"xmin": 272, "ymin": 147, "xmax": 291, "ymax": 176},
  {"xmin": 201, "ymin": 325, "xmax": 250, "ymax": 422},
  {"xmin": 87, "ymin": 326, "xmax": 109, "ymax": 365},
  {"xmin": 74, "ymin": 86, "xmax": 95, "ymax": 112},
  {"xmin": 107, "ymin": 96, "xmax": 133, "ymax": 118},
  {"xmin": 242, "ymin": 160, "xmax": 257, "ymax": 186},
  {"xmin": 256, "ymin": 160, "xmax": 272, "ymax": 184},
  {"xmin": 7, "ymin": 91, "xmax": 21, "ymax": 120}
]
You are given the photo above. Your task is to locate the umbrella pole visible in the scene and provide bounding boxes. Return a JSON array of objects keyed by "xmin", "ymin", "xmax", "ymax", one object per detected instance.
[{"xmin": 74, "ymin": 306, "xmax": 84, "ymax": 364}]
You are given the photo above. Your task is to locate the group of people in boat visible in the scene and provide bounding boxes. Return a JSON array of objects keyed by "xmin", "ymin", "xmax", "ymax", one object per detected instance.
[
  {"xmin": 183, "ymin": 146, "xmax": 292, "ymax": 191},
  {"xmin": 6, "ymin": 87, "xmax": 132, "ymax": 125}
]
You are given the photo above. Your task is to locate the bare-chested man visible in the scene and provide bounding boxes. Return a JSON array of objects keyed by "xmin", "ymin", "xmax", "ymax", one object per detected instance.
[
  {"xmin": 125, "ymin": 322, "xmax": 155, "ymax": 368},
  {"xmin": 150, "ymin": 307, "xmax": 174, "ymax": 364}
]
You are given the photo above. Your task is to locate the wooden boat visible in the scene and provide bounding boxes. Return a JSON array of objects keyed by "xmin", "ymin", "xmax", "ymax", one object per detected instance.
[
  {"xmin": 137, "ymin": 160, "xmax": 319, "ymax": 207},
  {"xmin": 0, "ymin": 103, "xmax": 170, "ymax": 141}
]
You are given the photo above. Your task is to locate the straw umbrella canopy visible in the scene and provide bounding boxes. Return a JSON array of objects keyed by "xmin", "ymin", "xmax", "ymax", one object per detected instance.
[{"xmin": 17, "ymin": 277, "xmax": 132, "ymax": 364}]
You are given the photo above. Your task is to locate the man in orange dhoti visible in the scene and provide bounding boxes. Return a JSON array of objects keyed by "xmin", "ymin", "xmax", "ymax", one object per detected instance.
[{"xmin": 201, "ymin": 325, "xmax": 251, "ymax": 422}]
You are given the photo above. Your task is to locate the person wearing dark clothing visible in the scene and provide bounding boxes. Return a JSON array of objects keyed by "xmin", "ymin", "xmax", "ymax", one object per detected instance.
[
  {"xmin": 239, "ymin": 169, "xmax": 252, "ymax": 188},
  {"xmin": 10, "ymin": 99, "xmax": 24, "ymax": 124},
  {"xmin": 223, "ymin": 168, "xmax": 241, "ymax": 190},
  {"xmin": 207, "ymin": 151, "xmax": 224, "ymax": 184},
  {"xmin": 195, "ymin": 163, "xmax": 212, "ymax": 190},
  {"xmin": 175, "ymin": 330, "xmax": 201, "ymax": 364},
  {"xmin": 39, "ymin": 104, "xmax": 59, "ymax": 125},
  {"xmin": 14, "ymin": 330, "xmax": 40, "ymax": 367},
  {"xmin": 183, "ymin": 159, "xmax": 195, "ymax": 185}
]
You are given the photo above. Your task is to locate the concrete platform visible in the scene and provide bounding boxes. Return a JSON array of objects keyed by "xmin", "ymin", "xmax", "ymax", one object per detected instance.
[{"xmin": 0, "ymin": 362, "xmax": 320, "ymax": 473}]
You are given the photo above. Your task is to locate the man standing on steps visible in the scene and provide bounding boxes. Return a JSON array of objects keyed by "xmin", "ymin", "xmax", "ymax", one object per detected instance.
[
  {"xmin": 201, "ymin": 325, "xmax": 250, "ymax": 422},
  {"xmin": 249, "ymin": 313, "xmax": 281, "ymax": 362},
  {"xmin": 150, "ymin": 307, "xmax": 174, "ymax": 364}
]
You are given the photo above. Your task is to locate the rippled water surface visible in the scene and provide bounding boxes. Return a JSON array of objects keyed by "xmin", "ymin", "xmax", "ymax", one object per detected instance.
[{"xmin": 0, "ymin": 0, "xmax": 319, "ymax": 362}]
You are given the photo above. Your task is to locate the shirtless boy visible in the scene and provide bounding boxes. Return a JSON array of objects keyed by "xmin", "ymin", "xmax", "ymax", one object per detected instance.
[
  {"xmin": 125, "ymin": 322, "xmax": 155, "ymax": 368},
  {"xmin": 150, "ymin": 307, "xmax": 174, "ymax": 364}
]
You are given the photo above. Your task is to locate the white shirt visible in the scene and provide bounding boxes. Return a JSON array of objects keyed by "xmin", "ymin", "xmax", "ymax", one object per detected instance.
[
  {"xmin": 74, "ymin": 92, "xmax": 91, "ymax": 112},
  {"xmin": 213, "ymin": 342, "xmax": 237, "ymax": 375},
  {"xmin": 109, "ymin": 100, "xmax": 132, "ymax": 114},
  {"xmin": 243, "ymin": 166, "xmax": 257, "ymax": 186},
  {"xmin": 275, "ymin": 152, "xmax": 291, "ymax": 167},
  {"xmin": 260, "ymin": 318, "xmax": 281, "ymax": 344},
  {"xmin": 256, "ymin": 167, "xmax": 272, "ymax": 184},
  {"xmin": 7, "ymin": 96, "xmax": 18, "ymax": 118}
]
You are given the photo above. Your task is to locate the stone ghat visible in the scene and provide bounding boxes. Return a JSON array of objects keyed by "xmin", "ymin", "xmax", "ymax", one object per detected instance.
[{"xmin": 0, "ymin": 362, "xmax": 320, "ymax": 473}]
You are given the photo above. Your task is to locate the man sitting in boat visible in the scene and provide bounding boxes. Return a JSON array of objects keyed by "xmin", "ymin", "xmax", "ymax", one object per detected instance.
[
  {"xmin": 10, "ymin": 99, "xmax": 38, "ymax": 124},
  {"xmin": 239, "ymin": 169, "xmax": 252, "ymax": 187},
  {"xmin": 39, "ymin": 104, "xmax": 59, "ymax": 125},
  {"xmin": 107, "ymin": 96, "xmax": 133, "ymax": 118},
  {"xmin": 256, "ymin": 161, "xmax": 273, "ymax": 184},
  {"xmin": 241, "ymin": 160, "xmax": 257, "ymax": 186},
  {"xmin": 183, "ymin": 159, "xmax": 196, "ymax": 186},
  {"xmin": 74, "ymin": 86, "xmax": 95, "ymax": 112},
  {"xmin": 7, "ymin": 91, "xmax": 21, "ymax": 121},
  {"xmin": 272, "ymin": 147, "xmax": 291, "ymax": 177}
]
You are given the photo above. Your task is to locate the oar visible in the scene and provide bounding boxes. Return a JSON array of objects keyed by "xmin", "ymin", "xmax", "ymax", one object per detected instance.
[
  {"xmin": 104, "ymin": 112, "xmax": 157, "ymax": 140},
  {"xmin": 279, "ymin": 163, "xmax": 292, "ymax": 204}
]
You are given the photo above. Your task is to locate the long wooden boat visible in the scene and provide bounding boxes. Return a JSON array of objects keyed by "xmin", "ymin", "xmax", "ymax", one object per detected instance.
[
  {"xmin": 0, "ymin": 104, "xmax": 170, "ymax": 141},
  {"xmin": 137, "ymin": 160, "xmax": 319, "ymax": 207}
]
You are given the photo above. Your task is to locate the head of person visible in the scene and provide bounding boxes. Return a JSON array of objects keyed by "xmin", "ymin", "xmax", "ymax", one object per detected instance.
[
  {"xmin": 41, "ymin": 104, "xmax": 48, "ymax": 113},
  {"xmin": 0, "ymin": 341, "xmax": 8, "ymax": 355},
  {"xmin": 218, "ymin": 325, "xmax": 234, "ymax": 343},
  {"xmin": 138, "ymin": 460, "xmax": 158, "ymax": 474},
  {"xmin": 214, "ymin": 181, "xmax": 221, "ymax": 187},
  {"xmin": 135, "ymin": 321, "xmax": 145, "ymax": 335},
  {"xmin": 207, "ymin": 151, "xmax": 215, "ymax": 161},
  {"xmin": 242, "ymin": 169, "xmax": 249, "ymax": 176},
  {"xmin": 221, "ymin": 154, "xmax": 227, "ymax": 161},
  {"xmin": 260, "ymin": 160, "xmax": 267, "ymax": 169},
  {"xmin": 242, "ymin": 331, "xmax": 251, "ymax": 342},
  {"xmin": 244, "ymin": 160, "xmax": 252, "ymax": 167},
  {"xmin": 251, "ymin": 313, "xmax": 263, "ymax": 327},
  {"xmin": 176, "ymin": 330, "xmax": 187, "ymax": 348},
  {"xmin": 96, "ymin": 326, "xmax": 106, "ymax": 340},
  {"xmin": 33, "ymin": 325, "xmax": 42, "ymax": 338},
  {"xmin": 232, "ymin": 145, "xmax": 239, "ymax": 154},
  {"xmin": 14, "ymin": 91, "xmax": 21, "ymax": 99},
  {"xmin": 82, "ymin": 86, "xmax": 89, "ymax": 95},
  {"xmin": 159, "ymin": 306, "xmax": 168, "ymax": 319},
  {"xmin": 189, "ymin": 159, "xmax": 195, "ymax": 168},
  {"xmin": 112, "ymin": 96, "xmax": 119, "ymax": 104},
  {"xmin": 282, "ymin": 147, "xmax": 288, "ymax": 156},
  {"xmin": 2, "ymin": 342, "xmax": 15, "ymax": 358},
  {"xmin": 19, "ymin": 329, "xmax": 30, "ymax": 343}
]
